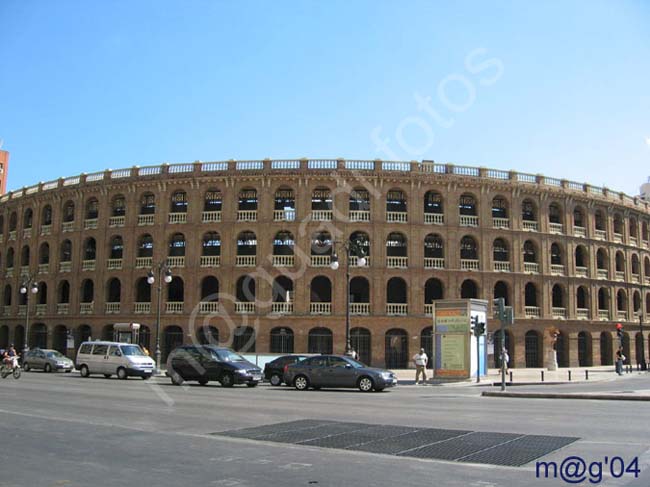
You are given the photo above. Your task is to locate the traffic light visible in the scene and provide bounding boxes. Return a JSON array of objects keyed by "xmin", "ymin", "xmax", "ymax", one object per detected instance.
[
  {"xmin": 476, "ymin": 322, "xmax": 485, "ymax": 335},
  {"xmin": 493, "ymin": 298, "xmax": 506, "ymax": 322},
  {"xmin": 470, "ymin": 315, "xmax": 478, "ymax": 330}
]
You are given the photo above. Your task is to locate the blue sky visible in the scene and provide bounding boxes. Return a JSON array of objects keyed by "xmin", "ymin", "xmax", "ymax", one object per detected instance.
[{"xmin": 1, "ymin": 0, "xmax": 649, "ymax": 196}]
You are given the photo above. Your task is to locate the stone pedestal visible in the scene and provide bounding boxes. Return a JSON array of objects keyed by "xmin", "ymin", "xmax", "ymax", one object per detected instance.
[{"xmin": 547, "ymin": 350, "xmax": 558, "ymax": 371}]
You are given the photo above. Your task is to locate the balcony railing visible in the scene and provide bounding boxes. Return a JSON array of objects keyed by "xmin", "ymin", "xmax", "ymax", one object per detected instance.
[
  {"xmin": 166, "ymin": 256, "xmax": 185, "ymax": 268},
  {"xmin": 598, "ymin": 310, "xmax": 609, "ymax": 321},
  {"xmin": 0, "ymin": 234, "xmax": 3, "ymax": 244},
  {"xmin": 630, "ymin": 236, "xmax": 638, "ymax": 246},
  {"xmin": 135, "ymin": 257, "xmax": 153, "ymax": 269},
  {"xmin": 80, "ymin": 302, "xmax": 94, "ymax": 314},
  {"xmin": 613, "ymin": 233, "xmax": 623, "ymax": 243},
  {"xmin": 460, "ymin": 215, "xmax": 479, "ymax": 227},
  {"xmin": 202, "ymin": 211, "xmax": 222, "ymax": 223},
  {"xmin": 574, "ymin": 226, "xmax": 586, "ymax": 237},
  {"xmin": 235, "ymin": 302, "xmax": 255, "ymax": 314},
  {"xmin": 22, "ymin": 228, "xmax": 32, "ymax": 239},
  {"xmin": 310, "ymin": 302, "xmax": 331, "ymax": 315},
  {"xmin": 350, "ymin": 303, "xmax": 370, "ymax": 315},
  {"xmin": 631, "ymin": 273, "xmax": 640, "ymax": 283},
  {"xmin": 61, "ymin": 222, "xmax": 74, "ymax": 233},
  {"xmin": 7, "ymin": 231, "xmax": 15, "ymax": 241},
  {"xmin": 312, "ymin": 210, "xmax": 333, "ymax": 221},
  {"xmin": 424, "ymin": 213, "xmax": 443, "ymax": 225},
  {"xmin": 107, "ymin": 259, "xmax": 123, "ymax": 270},
  {"xmin": 551, "ymin": 264, "xmax": 564, "ymax": 276},
  {"xmin": 273, "ymin": 209, "xmax": 296, "ymax": 222},
  {"xmin": 56, "ymin": 303, "xmax": 69, "ymax": 315},
  {"xmin": 237, "ymin": 210, "xmax": 258, "ymax": 222},
  {"xmin": 522, "ymin": 220, "xmax": 538, "ymax": 231},
  {"xmin": 460, "ymin": 259, "xmax": 479, "ymax": 271},
  {"xmin": 525, "ymin": 306, "xmax": 541, "ymax": 318},
  {"xmin": 615, "ymin": 271, "xmax": 625, "ymax": 281},
  {"xmin": 200, "ymin": 256, "xmax": 221, "ymax": 267},
  {"xmin": 105, "ymin": 302, "xmax": 120, "ymax": 314},
  {"xmin": 552, "ymin": 307, "xmax": 566, "ymax": 319},
  {"xmin": 424, "ymin": 304, "xmax": 433, "ymax": 316},
  {"xmin": 575, "ymin": 266, "xmax": 588, "ymax": 278},
  {"xmin": 492, "ymin": 217, "xmax": 509, "ymax": 229},
  {"xmin": 524, "ymin": 262, "xmax": 539, "ymax": 274},
  {"xmin": 387, "ymin": 303, "xmax": 408, "ymax": 316},
  {"xmin": 4, "ymin": 268, "xmax": 13, "ymax": 278},
  {"xmin": 199, "ymin": 302, "xmax": 220, "ymax": 314},
  {"xmin": 594, "ymin": 229, "xmax": 606, "ymax": 240},
  {"xmin": 59, "ymin": 262, "xmax": 72, "ymax": 273},
  {"xmin": 350, "ymin": 255, "xmax": 370, "ymax": 267},
  {"xmin": 138, "ymin": 214, "xmax": 155, "ymax": 226},
  {"xmin": 236, "ymin": 255, "xmax": 256, "ymax": 267},
  {"xmin": 645, "ymin": 276, "xmax": 650, "ymax": 285},
  {"xmin": 134, "ymin": 302, "xmax": 151, "ymax": 314},
  {"xmin": 18, "ymin": 305, "xmax": 26, "ymax": 317},
  {"xmin": 20, "ymin": 266, "xmax": 30, "ymax": 277},
  {"xmin": 548, "ymin": 222, "xmax": 563, "ymax": 234},
  {"xmin": 311, "ymin": 255, "xmax": 331, "ymax": 267},
  {"xmin": 616, "ymin": 310, "xmax": 627, "ymax": 321},
  {"xmin": 271, "ymin": 302, "xmax": 293, "ymax": 314},
  {"xmin": 84, "ymin": 219, "xmax": 98, "ymax": 230},
  {"xmin": 493, "ymin": 261, "xmax": 510, "ymax": 272},
  {"xmin": 577, "ymin": 308, "xmax": 589, "ymax": 320},
  {"xmin": 109, "ymin": 216, "xmax": 125, "ymax": 227},
  {"xmin": 387, "ymin": 256, "xmax": 408, "ymax": 268},
  {"xmin": 273, "ymin": 255, "xmax": 294, "ymax": 267},
  {"xmin": 386, "ymin": 211, "xmax": 407, "ymax": 223},
  {"xmin": 2, "ymin": 306, "xmax": 10, "ymax": 317},
  {"xmin": 425, "ymin": 258, "xmax": 445, "ymax": 269},
  {"xmin": 597, "ymin": 269, "xmax": 608, "ymax": 279},
  {"xmin": 168, "ymin": 212, "xmax": 187, "ymax": 224},
  {"xmin": 40, "ymin": 225, "xmax": 52, "ymax": 236},
  {"xmin": 348, "ymin": 210, "xmax": 370, "ymax": 222},
  {"xmin": 35, "ymin": 304, "xmax": 47, "ymax": 316},
  {"xmin": 38, "ymin": 263, "xmax": 49, "ymax": 274},
  {"xmin": 166, "ymin": 302, "xmax": 184, "ymax": 314}
]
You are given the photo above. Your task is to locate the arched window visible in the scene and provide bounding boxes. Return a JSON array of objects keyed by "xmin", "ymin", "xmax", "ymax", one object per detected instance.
[
  {"xmin": 111, "ymin": 195, "xmax": 126, "ymax": 217},
  {"xmin": 273, "ymin": 231, "xmax": 294, "ymax": 256},
  {"xmin": 349, "ymin": 188, "xmax": 370, "ymax": 213},
  {"xmin": 233, "ymin": 326, "xmax": 255, "ymax": 352},
  {"xmin": 202, "ymin": 232, "xmax": 221, "ymax": 256},
  {"xmin": 494, "ymin": 281, "xmax": 509, "ymax": 306},
  {"xmin": 525, "ymin": 282, "xmax": 538, "ymax": 307},
  {"xmin": 274, "ymin": 187, "xmax": 295, "ymax": 221},
  {"xmin": 633, "ymin": 290, "xmax": 641, "ymax": 313},
  {"xmin": 386, "ymin": 233, "xmax": 407, "ymax": 257},
  {"xmin": 386, "ymin": 278, "xmax": 407, "ymax": 314},
  {"xmin": 236, "ymin": 231, "xmax": 257, "ymax": 255},
  {"xmin": 549, "ymin": 202, "xmax": 562, "ymax": 225},
  {"xmin": 552, "ymin": 284, "xmax": 564, "ymax": 309},
  {"xmin": 350, "ymin": 277, "xmax": 370, "ymax": 305},
  {"xmin": 80, "ymin": 280, "xmax": 94, "ymax": 303},
  {"xmin": 138, "ymin": 234, "xmax": 153, "ymax": 257},
  {"xmin": 310, "ymin": 276, "xmax": 332, "ymax": 306},
  {"xmin": 62, "ymin": 201, "xmax": 75, "ymax": 222},
  {"xmin": 200, "ymin": 276, "xmax": 219, "ymax": 302},
  {"xmin": 493, "ymin": 238, "xmax": 509, "ymax": 263},
  {"xmin": 39, "ymin": 243, "xmax": 50, "ymax": 265},
  {"xmin": 351, "ymin": 328, "xmax": 371, "ymax": 365},
  {"xmin": 424, "ymin": 191, "xmax": 443, "ymax": 224},
  {"xmin": 170, "ymin": 190, "xmax": 188, "ymax": 213},
  {"xmin": 424, "ymin": 234, "xmax": 444, "ymax": 258},
  {"xmin": 424, "ymin": 278, "xmax": 444, "ymax": 304},
  {"xmin": 642, "ymin": 221, "xmax": 649, "ymax": 242},
  {"xmin": 385, "ymin": 329, "xmax": 408, "ymax": 368},
  {"xmin": 6, "ymin": 247, "xmax": 14, "ymax": 269},
  {"xmin": 83, "ymin": 238, "xmax": 96, "ymax": 261},
  {"xmin": 613, "ymin": 213, "xmax": 623, "ymax": 235},
  {"xmin": 312, "ymin": 187, "xmax": 332, "ymax": 211},
  {"xmin": 3, "ymin": 285, "xmax": 11, "ymax": 306},
  {"xmin": 109, "ymin": 236, "xmax": 123, "ymax": 259},
  {"xmin": 311, "ymin": 231, "xmax": 332, "ymax": 256},
  {"xmin": 58, "ymin": 281, "xmax": 70, "ymax": 304},
  {"xmin": 576, "ymin": 286, "xmax": 589, "ymax": 314},
  {"xmin": 460, "ymin": 279, "xmax": 478, "ymax": 299},
  {"xmin": 135, "ymin": 277, "xmax": 151, "ymax": 303},
  {"xmin": 615, "ymin": 251, "xmax": 625, "ymax": 273},
  {"xmin": 168, "ymin": 233, "xmax": 186, "ymax": 257},
  {"xmin": 236, "ymin": 275, "xmax": 255, "ymax": 303},
  {"xmin": 629, "ymin": 217, "xmax": 638, "ymax": 239},
  {"xmin": 20, "ymin": 245, "xmax": 30, "ymax": 267},
  {"xmin": 350, "ymin": 231, "xmax": 370, "ymax": 263},
  {"xmin": 140, "ymin": 193, "xmax": 156, "ymax": 215},
  {"xmin": 270, "ymin": 327, "xmax": 294, "ymax": 354},
  {"xmin": 521, "ymin": 199, "xmax": 537, "ymax": 223},
  {"xmin": 204, "ymin": 189, "xmax": 222, "ymax": 212},
  {"xmin": 238, "ymin": 188, "xmax": 258, "ymax": 212},
  {"xmin": 386, "ymin": 189, "xmax": 407, "ymax": 215},
  {"xmin": 631, "ymin": 254, "xmax": 640, "ymax": 276},
  {"xmin": 596, "ymin": 248, "xmax": 608, "ymax": 271},
  {"xmin": 525, "ymin": 330, "xmax": 542, "ymax": 367},
  {"xmin": 197, "ymin": 326, "xmax": 219, "ymax": 346},
  {"xmin": 459, "ymin": 193, "xmax": 477, "ymax": 216},
  {"xmin": 617, "ymin": 289, "xmax": 627, "ymax": 311},
  {"xmin": 167, "ymin": 277, "xmax": 184, "ymax": 302},
  {"xmin": 60, "ymin": 240, "xmax": 72, "ymax": 262},
  {"xmin": 42, "ymin": 205, "xmax": 53, "ymax": 226},
  {"xmin": 107, "ymin": 278, "xmax": 121, "ymax": 303},
  {"xmin": 575, "ymin": 245, "xmax": 588, "ymax": 270},
  {"xmin": 308, "ymin": 328, "xmax": 333, "ymax": 354},
  {"xmin": 598, "ymin": 288, "xmax": 608, "ymax": 312},
  {"xmin": 460, "ymin": 236, "xmax": 478, "ymax": 260},
  {"xmin": 23, "ymin": 208, "xmax": 33, "ymax": 229},
  {"xmin": 492, "ymin": 196, "xmax": 508, "ymax": 219},
  {"xmin": 594, "ymin": 209, "xmax": 605, "ymax": 231},
  {"xmin": 272, "ymin": 276, "xmax": 294, "ymax": 303},
  {"xmin": 573, "ymin": 206, "xmax": 585, "ymax": 229}
]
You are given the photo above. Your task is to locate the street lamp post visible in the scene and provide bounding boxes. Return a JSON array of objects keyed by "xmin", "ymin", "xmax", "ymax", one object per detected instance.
[
  {"xmin": 19, "ymin": 276, "xmax": 39, "ymax": 358},
  {"xmin": 639, "ymin": 314, "xmax": 647, "ymax": 371},
  {"xmin": 330, "ymin": 239, "xmax": 366, "ymax": 356},
  {"xmin": 147, "ymin": 262, "xmax": 172, "ymax": 372}
]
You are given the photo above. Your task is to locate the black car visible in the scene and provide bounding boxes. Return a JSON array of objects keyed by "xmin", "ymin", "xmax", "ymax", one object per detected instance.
[
  {"xmin": 284, "ymin": 354, "xmax": 398, "ymax": 392},
  {"xmin": 167, "ymin": 345, "xmax": 263, "ymax": 387},
  {"xmin": 264, "ymin": 355, "xmax": 308, "ymax": 386}
]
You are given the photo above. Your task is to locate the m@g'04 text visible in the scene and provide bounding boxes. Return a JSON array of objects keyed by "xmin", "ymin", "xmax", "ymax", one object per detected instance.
[{"xmin": 536, "ymin": 456, "xmax": 640, "ymax": 484}]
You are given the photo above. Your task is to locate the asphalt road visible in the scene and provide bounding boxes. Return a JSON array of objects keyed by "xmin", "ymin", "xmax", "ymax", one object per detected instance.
[{"xmin": 1, "ymin": 372, "xmax": 650, "ymax": 487}]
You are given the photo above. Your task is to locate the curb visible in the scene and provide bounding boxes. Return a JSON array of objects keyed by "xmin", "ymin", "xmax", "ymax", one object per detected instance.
[{"xmin": 481, "ymin": 391, "xmax": 650, "ymax": 401}]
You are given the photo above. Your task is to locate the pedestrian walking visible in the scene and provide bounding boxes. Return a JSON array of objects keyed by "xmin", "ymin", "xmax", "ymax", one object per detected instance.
[
  {"xmin": 615, "ymin": 348, "xmax": 625, "ymax": 375},
  {"xmin": 500, "ymin": 348, "xmax": 510, "ymax": 374},
  {"xmin": 413, "ymin": 348, "xmax": 428, "ymax": 384}
]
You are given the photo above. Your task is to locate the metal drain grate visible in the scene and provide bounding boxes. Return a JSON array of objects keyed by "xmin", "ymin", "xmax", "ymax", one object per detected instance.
[{"xmin": 214, "ymin": 420, "xmax": 579, "ymax": 467}]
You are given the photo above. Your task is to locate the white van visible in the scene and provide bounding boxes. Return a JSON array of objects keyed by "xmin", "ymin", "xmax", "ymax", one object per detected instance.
[{"xmin": 76, "ymin": 341, "xmax": 155, "ymax": 380}]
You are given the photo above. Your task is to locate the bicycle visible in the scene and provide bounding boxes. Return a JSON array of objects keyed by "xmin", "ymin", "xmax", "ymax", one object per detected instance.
[{"xmin": 1, "ymin": 356, "xmax": 22, "ymax": 379}]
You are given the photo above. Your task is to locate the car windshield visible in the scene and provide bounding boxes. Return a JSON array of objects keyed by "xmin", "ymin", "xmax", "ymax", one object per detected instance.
[
  {"xmin": 120, "ymin": 345, "xmax": 145, "ymax": 356},
  {"xmin": 344, "ymin": 357, "xmax": 365, "ymax": 368},
  {"xmin": 46, "ymin": 351, "xmax": 65, "ymax": 359},
  {"xmin": 216, "ymin": 350, "xmax": 246, "ymax": 362}
]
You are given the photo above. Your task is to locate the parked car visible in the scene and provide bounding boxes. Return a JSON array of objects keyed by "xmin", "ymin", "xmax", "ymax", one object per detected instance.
[
  {"xmin": 284, "ymin": 354, "xmax": 398, "ymax": 392},
  {"xmin": 76, "ymin": 341, "xmax": 155, "ymax": 379},
  {"xmin": 167, "ymin": 345, "xmax": 263, "ymax": 387},
  {"xmin": 264, "ymin": 354, "xmax": 308, "ymax": 386},
  {"xmin": 23, "ymin": 348, "xmax": 74, "ymax": 373}
]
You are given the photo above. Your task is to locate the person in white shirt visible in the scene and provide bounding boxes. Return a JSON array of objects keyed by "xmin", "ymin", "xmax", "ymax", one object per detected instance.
[{"xmin": 413, "ymin": 348, "xmax": 428, "ymax": 384}]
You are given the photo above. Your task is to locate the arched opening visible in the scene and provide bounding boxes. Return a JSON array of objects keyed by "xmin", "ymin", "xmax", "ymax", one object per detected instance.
[
  {"xmin": 109, "ymin": 236, "xmax": 124, "ymax": 259},
  {"xmin": 0, "ymin": 326, "xmax": 8, "ymax": 349},
  {"xmin": 168, "ymin": 233, "xmax": 186, "ymax": 257},
  {"xmin": 386, "ymin": 189, "xmax": 407, "ymax": 216},
  {"xmin": 573, "ymin": 206, "xmax": 585, "ymax": 229},
  {"xmin": 386, "ymin": 232, "xmax": 407, "ymax": 258},
  {"xmin": 41, "ymin": 205, "xmax": 53, "ymax": 226},
  {"xmin": 270, "ymin": 327, "xmax": 294, "ymax": 353},
  {"xmin": 273, "ymin": 231, "xmax": 294, "ymax": 256},
  {"xmin": 386, "ymin": 277, "xmax": 407, "ymax": 315},
  {"xmin": 459, "ymin": 193, "xmax": 477, "ymax": 216},
  {"xmin": 310, "ymin": 276, "xmax": 332, "ymax": 303},
  {"xmin": 308, "ymin": 327, "xmax": 333, "ymax": 354},
  {"xmin": 424, "ymin": 234, "xmax": 444, "ymax": 266},
  {"xmin": 204, "ymin": 188, "xmax": 223, "ymax": 212},
  {"xmin": 83, "ymin": 238, "xmax": 96, "ymax": 261},
  {"xmin": 274, "ymin": 187, "xmax": 295, "ymax": 221},
  {"xmin": 138, "ymin": 234, "xmax": 154, "ymax": 257},
  {"xmin": 107, "ymin": 278, "xmax": 121, "ymax": 303},
  {"xmin": 14, "ymin": 325, "xmax": 25, "ymax": 353},
  {"xmin": 81, "ymin": 280, "xmax": 94, "ymax": 303},
  {"xmin": 576, "ymin": 286, "xmax": 589, "ymax": 317},
  {"xmin": 102, "ymin": 324, "xmax": 114, "ymax": 341},
  {"xmin": 578, "ymin": 331, "xmax": 592, "ymax": 366},
  {"xmin": 140, "ymin": 192, "xmax": 156, "ymax": 215},
  {"xmin": 523, "ymin": 240, "xmax": 538, "ymax": 264},
  {"xmin": 163, "ymin": 325, "xmax": 184, "ymax": 362},
  {"xmin": 77, "ymin": 324, "xmax": 92, "ymax": 347},
  {"xmin": 424, "ymin": 191, "xmax": 443, "ymax": 223},
  {"xmin": 575, "ymin": 245, "xmax": 588, "ymax": 269},
  {"xmin": 111, "ymin": 195, "xmax": 126, "ymax": 217},
  {"xmin": 62, "ymin": 201, "xmax": 75, "ymax": 223},
  {"xmin": 460, "ymin": 279, "xmax": 478, "ymax": 299},
  {"xmin": 594, "ymin": 209, "xmax": 605, "ymax": 232},
  {"xmin": 197, "ymin": 326, "xmax": 219, "ymax": 346},
  {"xmin": 135, "ymin": 277, "xmax": 151, "ymax": 303},
  {"xmin": 460, "ymin": 236, "xmax": 478, "ymax": 260},
  {"xmin": 200, "ymin": 276, "xmax": 219, "ymax": 302},
  {"xmin": 600, "ymin": 332, "xmax": 613, "ymax": 365},
  {"xmin": 20, "ymin": 245, "xmax": 30, "ymax": 267},
  {"xmin": 53, "ymin": 325, "xmax": 68, "ymax": 354},
  {"xmin": 385, "ymin": 329, "xmax": 408, "ymax": 368},
  {"xmin": 29, "ymin": 323, "xmax": 48, "ymax": 349},
  {"xmin": 349, "ymin": 277, "xmax": 370, "ymax": 304},
  {"xmin": 85, "ymin": 198, "xmax": 99, "ymax": 220},
  {"xmin": 139, "ymin": 325, "xmax": 151, "ymax": 352},
  {"xmin": 521, "ymin": 199, "xmax": 537, "ymax": 223},
  {"xmin": 424, "ymin": 278, "xmax": 444, "ymax": 304},
  {"xmin": 525, "ymin": 282, "xmax": 538, "ymax": 307},
  {"xmin": 555, "ymin": 331, "xmax": 569, "ymax": 367},
  {"xmin": 525, "ymin": 330, "xmax": 542, "ymax": 367},
  {"xmin": 39, "ymin": 243, "xmax": 49, "ymax": 265},
  {"xmin": 493, "ymin": 238, "xmax": 509, "ymax": 265},
  {"xmin": 272, "ymin": 276, "xmax": 293, "ymax": 305},
  {"xmin": 420, "ymin": 327, "xmax": 433, "ymax": 370},
  {"xmin": 492, "ymin": 196, "xmax": 508, "ymax": 219},
  {"xmin": 233, "ymin": 326, "xmax": 255, "ymax": 352},
  {"xmin": 548, "ymin": 202, "xmax": 563, "ymax": 225},
  {"xmin": 349, "ymin": 187, "xmax": 370, "ymax": 214},
  {"xmin": 311, "ymin": 231, "xmax": 332, "ymax": 257},
  {"xmin": 58, "ymin": 281, "xmax": 70, "ymax": 304},
  {"xmin": 60, "ymin": 240, "xmax": 72, "ymax": 263},
  {"xmin": 351, "ymin": 327, "xmax": 371, "ymax": 365},
  {"xmin": 552, "ymin": 284, "xmax": 564, "ymax": 308},
  {"xmin": 494, "ymin": 281, "xmax": 510, "ymax": 306},
  {"xmin": 167, "ymin": 277, "xmax": 184, "ymax": 303},
  {"xmin": 170, "ymin": 191, "xmax": 188, "ymax": 213},
  {"xmin": 312, "ymin": 187, "xmax": 332, "ymax": 212},
  {"xmin": 23, "ymin": 208, "xmax": 33, "ymax": 229},
  {"xmin": 236, "ymin": 275, "xmax": 256, "ymax": 303}
]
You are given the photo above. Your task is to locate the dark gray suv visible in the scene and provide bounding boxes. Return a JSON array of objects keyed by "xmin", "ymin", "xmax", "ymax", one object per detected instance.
[{"xmin": 284, "ymin": 355, "xmax": 398, "ymax": 392}]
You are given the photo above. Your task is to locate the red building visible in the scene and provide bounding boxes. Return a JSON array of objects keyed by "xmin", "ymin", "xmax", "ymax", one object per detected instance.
[{"xmin": 0, "ymin": 150, "xmax": 8, "ymax": 195}]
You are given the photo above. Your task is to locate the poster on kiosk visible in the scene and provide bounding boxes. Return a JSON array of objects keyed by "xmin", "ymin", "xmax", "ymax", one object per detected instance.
[{"xmin": 432, "ymin": 299, "xmax": 488, "ymax": 380}]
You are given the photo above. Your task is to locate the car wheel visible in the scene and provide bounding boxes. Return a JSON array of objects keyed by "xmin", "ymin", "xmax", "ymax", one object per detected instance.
[
  {"xmin": 198, "ymin": 379, "xmax": 209, "ymax": 386},
  {"xmin": 117, "ymin": 367, "xmax": 128, "ymax": 380},
  {"xmin": 269, "ymin": 373, "xmax": 282, "ymax": 386},
  {"xmin": 219, "ymin": 372, "xmax": 234, "ymax": 387},
  {"xmin": 103, "ymin": 374, "xmax": 112, "ymax": 379},
  {"xmin": 246, "ymin": 382, "xmax": 258, "ymax": 388},
  {"xmin": 23, "ymin": 362, "xmax": 30, "ymax": 372},
  {"xmin": 358, "ymin": 376, "xmax": 374, "ymax": 392},
  {"xmin": 44, "ymin": 363, "xmax": 52, "ymax": 373},
  {"xmin": 80, "ymin": 365, "xmax": 90, "ymax": 378},
  {"xmin": 293, "ymin": 375, "xmax": 309, "ymax": 391},
  {"xmin": 170, "ymin": 373, "xmax": 184, "ymax": 386}
]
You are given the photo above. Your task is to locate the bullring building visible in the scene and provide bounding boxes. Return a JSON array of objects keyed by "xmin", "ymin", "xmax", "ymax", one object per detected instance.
[{"xmin": 0, "ymin": 158, "xmax": 648, "ymax": 369}]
